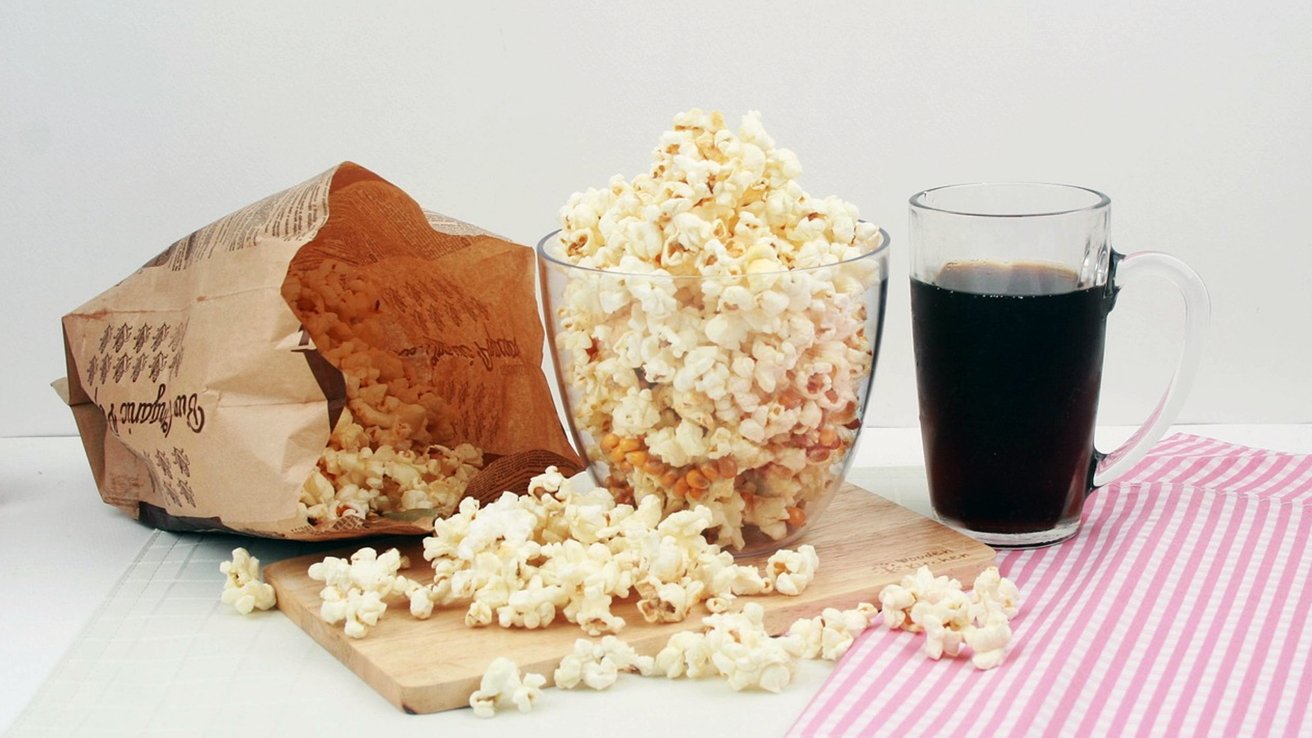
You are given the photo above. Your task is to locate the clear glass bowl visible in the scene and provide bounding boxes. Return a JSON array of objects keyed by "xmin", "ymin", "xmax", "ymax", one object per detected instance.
[{"xmin": 538, "ymin": 230, "xmax": 890, "ymax": 555}]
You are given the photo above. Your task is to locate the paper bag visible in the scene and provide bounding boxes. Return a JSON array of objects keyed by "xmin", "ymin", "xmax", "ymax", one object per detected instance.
[{"xmin": 57, "ymin": 162, "xmax": 581, "ymax": 540}]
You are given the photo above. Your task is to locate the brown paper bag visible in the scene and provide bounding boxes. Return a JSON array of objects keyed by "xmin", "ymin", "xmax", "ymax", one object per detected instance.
[{"xmin": 57, "ymin": 162, "xmax": 581, "ymax": 540}]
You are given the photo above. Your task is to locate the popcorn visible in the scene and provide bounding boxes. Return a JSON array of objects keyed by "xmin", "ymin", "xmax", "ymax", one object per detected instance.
[
  {"xmin": 653, "ymin": 631, "xmax": 718, "ymax": 679},
  {"xmin": 786, "ymin": 615, "xmax": 825, "ymax": 659},
  {"xmin": 648, "ymin": 603, "xmax": 800, "ymax": 691},
  {"xmin": 283, "ymin": 261, "xmax": 485, "ymax": 530},
  {"xmin": 565, "ymin": 587, "xmax": 627, "ymax": 637},
  {"xmin": 497, "ymin": 575, "xmax": 565, "ymax": 629},
  {"xmin": 407, "ymin": 582, "xmax": 439, "ymax": 619},
  {"xmin": 554, "ymin": 636, "xmax": 655, "ymax": 690},
  {"xmin": 320, "ymin": 587, "xmax": 388, "ymax": 640},
  {"xmin": 703, "ymin": 603, "xmax": 801, "ymax": 692},
  {"xmin": 964, "ymin": 611, "xmax": 1013, "ymax": 670},
  {"xmin": 554, "ymin": 568, "xmax": 1000, "ymax": 683},
  {"xmin": 880, "ymin": 566, "xmax": 962, "ymax": 632},
  {"xmin": 788, "ymin": 603, "xmax": 879, "ymax": 661},
  {"xmin": 219, "ymin": 547, "xmax": 276, "ymax": 615},
  {"xmin": 309, "ymin": 547, "xmax": 409, "ymax": 594},
  {"xmin": 410, "ymin": 467, "xmax": 820, "ymax": 636},
  {"xmin": 549, "ymin": 600, "xmax": 887, "ymax": 695},
  {"xmin": 308, "ymin": 547, "xmax": 413, "ymax": 638},
  {"xmin": 550, "ymin": 109, "xmax": 884, "ymax": 550},
  {"xmin": 878, "ymin": 581, "xmax": 917, "ymax": 630},
  {"xmin": 297, "ymin": 410, "xmax": 483, "ymax": 526},
  {"xmin": 635, "ymin": 577, "xmax": 705, "ymax": 623},
  {"xmin": 970, "ymin": 565, "xmax": 1021, "ymax": 620},
  {"xmin": 469, "ymin": 657, "xmax": 546, "ymax": 718},
  {"xmin": 877, "ymin": 566, "xmax": 1021, "ymax": 670},
  {"xmin": 765, "ymin": 544, "xmax": 820, "ymax": 596},
  {"xmin": 917, "ymin": 599, "xmax": 969, "ymax": 661}
]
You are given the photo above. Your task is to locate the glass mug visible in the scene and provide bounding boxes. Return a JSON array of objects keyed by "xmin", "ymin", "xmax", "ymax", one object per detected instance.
[{"xmin": 909, "ymin": 183, "xmax": 1209, "ymax": 547}]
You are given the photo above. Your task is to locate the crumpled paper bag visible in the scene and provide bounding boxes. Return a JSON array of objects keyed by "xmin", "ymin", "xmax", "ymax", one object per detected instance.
[{"xmin": 56, "ymin": 162, "xmax": 581, "ymax": 540}]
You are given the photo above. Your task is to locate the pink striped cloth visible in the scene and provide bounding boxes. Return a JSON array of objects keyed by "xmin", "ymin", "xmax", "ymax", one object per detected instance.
[{"xmin": 790, "ymin": 434, "xmax": 1312, "ymax": 737}]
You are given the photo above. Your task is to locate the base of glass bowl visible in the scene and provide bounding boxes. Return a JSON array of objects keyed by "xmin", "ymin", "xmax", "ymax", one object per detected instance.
[
  {"xmin": 728, "ymin": 480, "xmax": 845, "ymax": 558},
  {"xmin": 732, "ymin": 525, "xmax": 812, "ymax": 559},
  {"xmin": 564, "ymin": 464, "xmax": 844, "ymax": 558}
]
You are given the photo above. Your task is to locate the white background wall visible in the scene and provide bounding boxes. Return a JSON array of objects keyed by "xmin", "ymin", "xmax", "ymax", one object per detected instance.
[{"xmin": 3, "ymin": 1, "xmax": 1310, "ymax": 438}]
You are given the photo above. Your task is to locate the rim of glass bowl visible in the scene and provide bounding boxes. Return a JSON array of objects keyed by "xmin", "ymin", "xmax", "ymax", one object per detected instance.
[{"xmin": 536, "ymin": 227, "xmax": 890, "ymax": 279}]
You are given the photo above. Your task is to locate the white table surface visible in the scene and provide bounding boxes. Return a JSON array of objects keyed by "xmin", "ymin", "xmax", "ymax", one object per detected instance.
[{"xmin": 2, "ymin": 425, "xmax": 1309, "ymax": 736}]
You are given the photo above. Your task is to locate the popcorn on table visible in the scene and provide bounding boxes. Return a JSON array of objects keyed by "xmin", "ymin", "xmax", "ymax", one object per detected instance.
[
  {"xmin": 652, "ymin": 630, "xmax": 719, "ymax": 679},
  {"xmin": 408, "ymin": 466, "xmax": 815, "ymax": 636},
  {"xmin": 765, "ymin": 544, "xmax": 820, "ymax": 596},
  {"xmin": 636, "ymin": 565, "xmax": 1018, "ymax": 695},
  {"xmin": 548, "ymin": 109, "xmax": 885, "ymax": 550},
  {"xmin": 787, "ymin": 602, "xmax": 879, "ymax": 661},
  {"xmin": 648, "ymin": 600, "xmax": 879, "ymax": 692},
  {"xmin": 294, "ymin": 505, "xmax": 1021, "ymax": 714},
  {"xmin": 219, "ymin": 547, "xmax": 276, "ymax": 615},
  {"xmin": 469, "ymin": 657, "xmax": 546, "ymax": 718},
  {"xmin": 309, "ymin": 467, "xmax": 818, "ymax": 639},
  {"xmin": 554, "ymin": 636, "xmax": 655, "ymax": 690},
  {"xmin": 283, "ymin": 261, "xmax": 484, "ymax": 530},
  {"xmin": 302, "ymin": 490, "xmax": 1019, "ymax": 680},
  {"xmin": 878, "ymin": 566, "xmax": 1021, "ymax": 670},
  {"xmin": 308, "ymin": 547, "xmax": 414, "ymax": 638},
  {"xmin": 703, "ymin": 602, "xmax": 802, "ymax": 692}
]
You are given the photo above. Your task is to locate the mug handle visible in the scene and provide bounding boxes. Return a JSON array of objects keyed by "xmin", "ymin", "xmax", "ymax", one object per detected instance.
[{"xmin": 1091, "ymin": 250, "xmax": 1211, "ymax": 487}]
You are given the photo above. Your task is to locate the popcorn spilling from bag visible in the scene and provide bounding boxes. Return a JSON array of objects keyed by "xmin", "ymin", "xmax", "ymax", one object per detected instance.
[
  {"xmin": 219, "ymin": 547, "xmax": 276, "ymax": 615},
  {"xmin": 284, "ymin": 262, "xmax": 484, "ymax": 529},
  {"xmin": 547, "ymin": 109, "xmax": 885, "ymax": 551}
]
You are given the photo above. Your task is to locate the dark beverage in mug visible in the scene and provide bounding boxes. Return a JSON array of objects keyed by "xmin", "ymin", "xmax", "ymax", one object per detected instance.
[
  {"xmin": 908, "ymin": 183, "xmax": 1208, "ymax": 547},
  {"xmin": 911, "ymin": 262, "xmax": 1114, "ymax": 534}
]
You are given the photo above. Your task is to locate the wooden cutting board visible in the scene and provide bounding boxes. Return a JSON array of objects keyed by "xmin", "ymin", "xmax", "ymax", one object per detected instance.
[{"xmin": 264, "ymin": 483, "xmax": 994, "ymax": 714}]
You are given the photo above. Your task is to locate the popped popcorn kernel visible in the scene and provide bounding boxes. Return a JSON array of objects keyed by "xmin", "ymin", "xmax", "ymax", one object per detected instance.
[
  {"xmin": 787, "ymin": 603, "xmax": 879, "ymax": 661},
  {"xmin": 469, "ymin": 657, "xmax": 546, "ymax": 718},
  {"xmin": 645, "ymin": 602, "xmax": 813, "ymax": 692},
  {"xmin": 554, "ymin": 636, "xmax": 655, "ymax": 690},
  {"xmin": 308, "ymin": 547, "xmax": 412, "ymax": 638},
  {"xmin": 765, "ymin": 544, "xmax": 820, "ymax": 596},
  {"xmin": 654, "ymin": 630, "xmax": 718, "ymax": 679},
  {"xmin": 876, "ymin": 565, "xmax": 1022, "ymax": 670},
  {"xmin": 970, "ymin": 565, "xmax": 1022, "ymax": 619},
  {"xmin": 965, "ymin": 610, "xmax": 1013, "ymax": 670},
  {"xmin": 701, "ymin": 602, "xmax": 801, "ymax": 692},
  {"xmin": 219, "ymin": 547, "xmax": 276, "ymax": 615}
]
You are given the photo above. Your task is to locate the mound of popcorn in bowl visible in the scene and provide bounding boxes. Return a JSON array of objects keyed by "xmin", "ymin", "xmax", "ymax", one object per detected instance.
[{"xmin": 539, "ymin": 109, "xmax": 889, "ymax": 553}]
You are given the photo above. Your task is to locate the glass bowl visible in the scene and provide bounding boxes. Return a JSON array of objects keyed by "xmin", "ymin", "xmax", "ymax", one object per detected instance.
[{"xmin": 538, "ymin": 229, "xmax": 889, "ymax": 555}]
